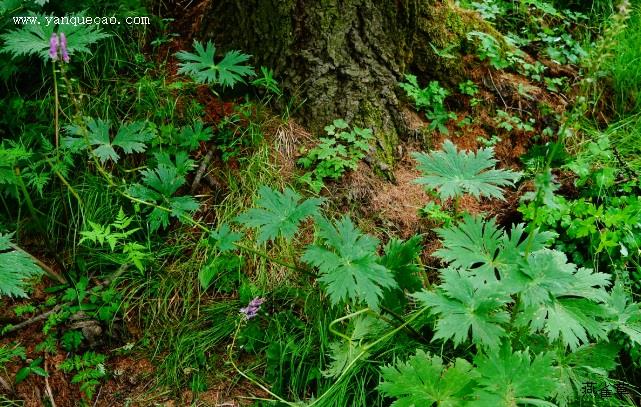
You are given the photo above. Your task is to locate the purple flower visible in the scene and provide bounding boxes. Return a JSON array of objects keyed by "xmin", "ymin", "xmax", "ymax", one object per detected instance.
[
  {"xmin": 239, "ymin": 297, "xmax": 265, "ymax": 320},
  {"xmin": 59, "ymin": 32, "xmax": 69, "ymax": 63},
  {"xmin": 49, "ymin": 33, "xmax": 58, "ymax": 61}
]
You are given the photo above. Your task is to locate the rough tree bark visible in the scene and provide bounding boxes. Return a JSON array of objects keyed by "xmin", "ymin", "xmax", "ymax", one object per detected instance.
[{"xmin": 201, "ymin": 0, "xmax": 494, "ymax": 161}]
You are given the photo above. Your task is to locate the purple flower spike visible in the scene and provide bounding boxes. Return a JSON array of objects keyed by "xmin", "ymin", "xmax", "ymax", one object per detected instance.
[
  {"xmin": 59, "ymin": 32, "xmax": 69, "ymax": 63},
  {"xmin": 240, "ymin": 297, "xmax": 265, "ymax": 320},
  {"xmin": 49, "ymin": 33, "xmax": 58, "ymax": 61}
]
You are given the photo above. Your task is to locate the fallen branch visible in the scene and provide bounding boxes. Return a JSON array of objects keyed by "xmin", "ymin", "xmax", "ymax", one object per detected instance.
[{"xmin": 2, "ymin": 305, "xmax": 62, "ymax": 335}]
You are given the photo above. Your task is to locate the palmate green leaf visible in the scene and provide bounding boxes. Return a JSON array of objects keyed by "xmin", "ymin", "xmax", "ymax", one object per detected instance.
[
  {"xmin": 378, "ymin": 350, "xmax": 478, "ymax": 407},
  {"xmin": 0, "ymin": 234, "xmax": 43, "ymax": 298},
  {"xmin": 235, "ymin": 186, "xmax": 324, "ymax": 244},
  {"xmin": 553, "ymin": 342, "xmax": 620, "ymax": 406},
  {"xmin": 604, "ymin": 281, "xmax": 641, "ymax": 345},
  {"xmin": 63, "ymin": 118, "xmax": 153, "ymax": 163},
  {"xmin": 435, "ymin": 215, "xmax": 509, "ymax": 285},
  {"xmin": 128, "ymin": 154, "xmax": 197, "ymax": 232},
  {"xmin": 112, "ymin": 121, "xmax": 155, "ymax": 154},
  {"xmin": 434, "ymin": 215, "xmax": 555, "ymax": 286},
  {"xmin": 1, "ymin": 13, "xmax": 109, "ymax": 60},
  {"xmin": 413, "ymin": 268, "xmax": 511, "ymax": 351},
  {"xmin": 380, "ymin": 236, "xmax": 423, "ymax": 292},
  {"xmin": 379, "ymin": 236, "xmax": 424, "ymax": 310},
  {"xmin": 155, "ymin": 151, "xmax": 194, "ymax": 178},
  {"xmin": 209, "ymin": 224, "xmax": 242, "ymax": 252},
  {"xmin": 176, "ymin": 121, "xmax": 213, "ymax": 150},
  {"xmin": 176, "ymin": 40, "xmax": 254, "ymax": 88},
  {"xmin": 515, "ymin": 249, "xmax": 611, "ymax": 350},
  {"xmin": 412, "ymin": 139, "xmax": 521, "ymax": 201},
  {"xmin": 472, "ymin": 344, "xmax": 558, "ymax": 407},
  {"xmin": 302, "ymin": 216, "xmax": 397, "ymax": 310}
]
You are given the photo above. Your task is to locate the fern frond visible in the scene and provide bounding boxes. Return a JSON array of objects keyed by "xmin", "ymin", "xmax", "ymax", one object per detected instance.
[
  {"xmin": 1, "ymin": 13, "xmax": 109, "ymax": 60},
  {"xmin": 0, "ymin": 234, "xmax": 43, "ymax": 298}
]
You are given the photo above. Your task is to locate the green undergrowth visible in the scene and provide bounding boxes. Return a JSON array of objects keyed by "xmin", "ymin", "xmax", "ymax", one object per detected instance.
[{"xmin": 1, "ymin": 0, "xmax": 641, "ymax": 406}]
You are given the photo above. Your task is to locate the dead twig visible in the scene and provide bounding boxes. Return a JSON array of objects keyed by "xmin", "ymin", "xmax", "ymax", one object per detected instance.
[
  {"xmin": 0, "ymin": 374, "xmax": 12, "ymax": 394},
  {"xmin": 191, "ymin": 149, "xmax": 216, "ymax": 193},
  {"xmin": 44, "ymin": 357, "xmax": 57, "ymax": 407}
]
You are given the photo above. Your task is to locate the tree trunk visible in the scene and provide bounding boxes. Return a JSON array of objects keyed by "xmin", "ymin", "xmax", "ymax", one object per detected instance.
[{"xmin": 201, "ymin": 0, "xmax": 493, "ymax": 161}]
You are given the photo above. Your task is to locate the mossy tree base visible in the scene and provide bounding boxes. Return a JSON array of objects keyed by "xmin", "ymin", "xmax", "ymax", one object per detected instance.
[{"xmin": 202, "ymin": 0, "xmax": 493, "ymax": 161}]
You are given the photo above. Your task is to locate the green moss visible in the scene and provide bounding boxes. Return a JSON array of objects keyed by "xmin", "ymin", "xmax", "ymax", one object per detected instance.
[{"xmin": 359, "ymin": 99, "xmax": 397, "ymax": 164}]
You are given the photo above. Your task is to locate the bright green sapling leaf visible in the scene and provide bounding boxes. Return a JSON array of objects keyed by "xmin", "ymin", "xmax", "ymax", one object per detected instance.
[
  {"xmin": 413, "ymin": 268, "xmax": 511, "ymax": 351},
  {"xmin": 235, "ymin": 186, "xmax": 324, "ymax": 244},
  {"xmin": 379, "ymin": 350, "xmax": 478, "ymax": 407},
  {"xmin": 302, "ymin": 216, "xmax": 397, "ymax": 310}
]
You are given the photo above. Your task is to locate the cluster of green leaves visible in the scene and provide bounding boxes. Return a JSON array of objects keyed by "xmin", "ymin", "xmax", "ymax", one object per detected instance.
[
  {"xmin": 59, "ymin": 352, "xmax": 107, "ymax": 400},
  {"xmin": 520, "ymin": 135, "xmax": 641, "ymax": 291},
  {"xmin": 464, "ymin": 0, "xmax": 588, "ymax": 66},
  {"xmin": 210, "ymin": 186, "xmax": 424, "ymax": 314},
  {"xmin": 467, "ymin": 31, "xmax": 516, "ymax": 70},
  {"xmin": 379, "ymin": 345, "xmax": 559, "ymax": 407},
  {"xmin": 377, "ymin": 211, "xmax": 640, "ymax": 405},
  {"xmin": 496, "ymin": 109, "xmax": 535, "ymax": 133},
  {"xmin": 79, "ymin": 208, "xmax": 148, "ymax": 271},
  {"xmin": 400, "ymin": 75, "xmax": 456, "ymax": 134},
  {"xmin": 0, "ymin": 344, "xmax": 25, "ymax": 371},
  {"xmin": 223, "ymin": 133, "xmax": 639, "ymax": 405},
  {"xmin": 298, "ymin": 119, "xmax": 374, "ymax": 193},
  {"xmin": 0, "ymin": 139, "xmax": 64, "ymax": 199}
]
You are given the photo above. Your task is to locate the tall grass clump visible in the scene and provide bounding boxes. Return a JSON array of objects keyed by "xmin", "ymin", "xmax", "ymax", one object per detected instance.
[{"xmin": 607, "ymin": 5, "xmax": 641, "ymax": 115}]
